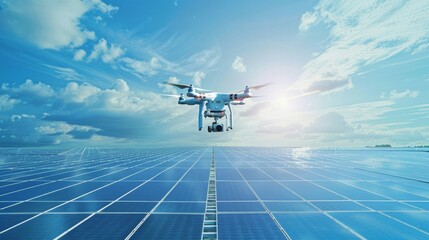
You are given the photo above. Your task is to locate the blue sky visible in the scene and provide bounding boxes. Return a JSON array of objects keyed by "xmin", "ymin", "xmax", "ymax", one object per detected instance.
[{"xmin": 0, "ymin": 0, "xmax": 428, "ymax": 147}]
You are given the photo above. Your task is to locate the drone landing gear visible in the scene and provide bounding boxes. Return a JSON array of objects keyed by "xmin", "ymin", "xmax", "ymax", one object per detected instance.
[{"xmin": 205, "ymin": 106, "xmax": 233, "ymax": 133}]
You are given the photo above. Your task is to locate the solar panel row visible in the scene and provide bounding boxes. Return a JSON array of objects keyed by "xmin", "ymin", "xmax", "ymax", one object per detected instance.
[{"xmin": 0, "ymin": 147, "xmax": 428, "ymax": 239}]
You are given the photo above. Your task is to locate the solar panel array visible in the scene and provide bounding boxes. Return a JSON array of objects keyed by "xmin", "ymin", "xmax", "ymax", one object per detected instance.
[{"xmin": 0, "ymin": 147, "xmax": 428, "ymax": 239}]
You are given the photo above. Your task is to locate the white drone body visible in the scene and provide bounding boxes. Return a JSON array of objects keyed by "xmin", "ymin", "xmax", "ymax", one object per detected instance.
[{"xmin": 164, "ymin": 82, "xmax": 269, "ymax": 132}]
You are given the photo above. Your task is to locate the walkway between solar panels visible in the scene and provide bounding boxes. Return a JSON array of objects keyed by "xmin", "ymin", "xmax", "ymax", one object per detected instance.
[{"xmin": 201, "ymin": 148, "xmax": 217, "ymax": 240}]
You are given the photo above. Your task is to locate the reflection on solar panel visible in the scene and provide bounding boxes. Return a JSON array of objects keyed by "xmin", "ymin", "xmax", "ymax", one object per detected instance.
[{"xmin": 0, "ymin": 147, "xmax": 428, "ymax": 239}]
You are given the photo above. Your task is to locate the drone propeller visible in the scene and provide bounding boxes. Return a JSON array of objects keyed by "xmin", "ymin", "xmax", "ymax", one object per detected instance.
[
  {"xmin": 248, "ymin": 82, "xmax": 273, "ymax": 90},
  {"xmin": 235, "ymin": 82, "xmax": 273, "ymax": 93},
  {"xmin": 162, "ymin": 82, "xmax": 213, "ymax": 93},
  {"xmin": 162, "ymin": 82, "xmax": 190, "ymax": 89},
  {"xmin": 160, "ymin": 93, "xmax": 183, "ymax": 98}
]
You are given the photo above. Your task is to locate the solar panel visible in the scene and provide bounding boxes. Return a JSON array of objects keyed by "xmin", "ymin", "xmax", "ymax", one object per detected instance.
[{"xmin": 0, "ymin": 147, "xmax": 428, "ymax": 239}]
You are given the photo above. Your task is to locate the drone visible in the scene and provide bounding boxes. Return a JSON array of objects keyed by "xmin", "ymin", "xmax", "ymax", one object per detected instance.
[{"xmin": 162, "ymin": 82, "xmax": 271, "ymax": 132}]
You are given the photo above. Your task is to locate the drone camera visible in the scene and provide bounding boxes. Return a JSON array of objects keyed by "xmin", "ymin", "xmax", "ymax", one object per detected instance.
[{"xmin": 208, "ymin": 122, "xmax": 224, "ymax": 132}]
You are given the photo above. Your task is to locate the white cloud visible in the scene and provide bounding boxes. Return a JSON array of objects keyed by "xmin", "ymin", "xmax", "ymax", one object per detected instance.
[
  {"xmin": 240, "ymin": 102, "xmax": 269, "ymax": 117},
  {"xmin": 0, "ymin": 95, "xmax": 20, "ymax": 110},
  {"xmin": 1, "ymin": 78, "xmax": 190, "ymax": 145},
  {"xmin": 60, "ymin": 82, "xmax": 100, "ymax": 103},
  {"xmin": 381, "ymin": 89, "xmax": 419, "ymax": 100},
  {"xmin": 232, "ymin": 56, "xmax": 247, "ymax": 73},
  {"xmin": 94, "ymin": 16, "xmax": 103, "ymax": 22},
  {"xmin": 97, "ymin": 79, "xmax": 165, "ymax": 112},
  {"xmin": 73, "ymin": 49, "xmax": 87, "ymax": 61},
  {"xmin": 114, "ymin": 79, "xmax": 130, "ymax": 92},
  {"xmin": 35, "ymin": 121, "xmax": 99, "ymax": 139},
  {"xmin": 88, "ymin": 38, "xmax": 125, "ymax": 63},
  {"xmin": 59, "ymin": 79, "xmax": 164, "ymax": 112},
  {"xmin": 192, "ymin": 71, "xmax": 206, "ymax": 87},
  {"xmin": 243, "ymin": 96, "xmax": 403, "ymax": 146},
  {"xmin": 412, "ymin": 43, "xmax": 429, "ymax": 54},
  {"xmin": 120, "ymin": 48, "xmax": 220, "ymax": 78},
  {"xmin": 3, "ymin": 78, "xmax": 173, "ymax": 115},
  {"xmin": 5, "ymin": 79, "xmax": 55, "ymax": 98},
  {"xmin": 35, "ymin": 123, "xmax": 70, "ymax": 135},
  {"xmin": 329, "ymin": 100, "xmax": 396, "ymax": 124},
  {"xmin": 155, "ymin": 49, "xmax": 220, "ymax": 82},
  {"xmin": 158, "ymin": 76, "xmax": 180, "ymax": 94},
  {"xmin": 10, "ymin": 114, "xmax": 36, "ymax": 122},
  {"xmin": 90, "ymin": 0, "xmax": 118, "ymax": 14},
  {"xmin": 294, "ymin": 0, "xmax": 429, "ymax": 93},
  {"xmin": 305, "ymin": 112, "xmax": 352, "ymax": 133},
  {"xmin": 122, "ymin": 57, "xmax": 160, "ymax": 76},
  {"xmin": 182, "ymin": 49, "xmax": 220, "ymax": 71},
  {"xmin": 256, "ymin": 123, "xmax": 303, "ymax": 136},
  {"xmin": 307, "ymin": 79, "xmax": 353, "ymax": 94},
  {"xmin": 0, "ymin": 0, "xmax": 116, "ymax": 50},
  {"xmin": 299, "ymin": 11, "xmax": 318, "ymax": 31},
  {"xmin": 45, "ymin": 65, "xmax": 83, "ymax": 81}
]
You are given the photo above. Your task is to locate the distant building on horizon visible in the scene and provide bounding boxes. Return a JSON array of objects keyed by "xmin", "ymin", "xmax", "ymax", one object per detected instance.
[{"xmin": 365, "ymin": 144, "xmax": 392, "ymax": 148}]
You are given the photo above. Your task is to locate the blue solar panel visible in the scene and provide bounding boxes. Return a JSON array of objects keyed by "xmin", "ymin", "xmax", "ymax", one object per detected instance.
[
  {"xmin": 280, "ymin": 181, "xmax": 346, "ymax": 200},
  {"xmin": 2, "ymin": 201, "xmax": 59, "ymax": 213},
  {"xmin": 216, "ymin": 168, "xmax": 243, "ymax": 180},
  {"xmin": 131, "ymin": 214, "xmax": 204, "ymax": 239},
  {"xmin": 264, "ymin": 201, "xmax": 317, "ymax": 212},
  {"xmin": 249, "ymin": 181, "xmax": 301, "ymax": 200},
  {"xmin": 103, "ymin": 202, "xmax": 156, "ymax": 213},
  {"xmin": 311, "ymin": 201, "xmax": 368, "ymax": 211},
  {"xmin": 0, "ymin": 181, "xmax": 75, "ymax": 201},
  {"xmin": 275, "ymin": 212, "xmax": 359, "ymax": 239},
  {"xmin": 155, "ymin": 202, "xmax": 206, "ymax": 213},
  {"xmin": 407, "ymin": 201, "xmax": 429, "ymax": 210},
  {"xmin": 217, "ymin": 181, "xmax": 258, "ymax": 201},
  {"xmin": 165, "ymin": 181, "xmax": 208, "ymax": 201},
  {"xmin": 121, "ymin": 182, "xmax": 175, "ymax": 201},
  {"xmin": 52, "ymin": 202, "xmax": 108, "ymax": 213},
  {"xmin": 183, "ymin": 169, "xmax": 211, "ymax": 181},
  {"xmin": 218, "ymin": 213, "xmax": 285, "ymax": 239},
  {"xmin": 385, "ymin": 212, "xmax": 429, "ymax": 233},
  {"xmin": 315, "ymin": 180, "xmax": 388, "ymax": 200},
  {"xmin": 78, "ymin": 182, "xmax": 141, "ymax": 201},
  {"xmin": 0, "ymin": 214, "xmax": 34, "ymax": 232},
  {"xmin": 0, "ymin": 214, "xmax": 89, "ymax": 239},
  {"xmin": 60, "ymin": 214, "xmax": 145, "ymax": 239},
  {"xmin": 329, "ymin": 212, "xmax": 429, "ymax": 239},
  {"xmin": 238, "ymin": 168, "xmax": 272, "ymax": 180},
  {"xmin": 0, "ymin": 147, "xmax": 428, "ymax": 239},
  {"xmin": 34, "ymin": 182, "xmax": 107, "ymax": 201},
  {"xmin": 218, "ymin": 202, "xmax": 265, "ymax": 212}
]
